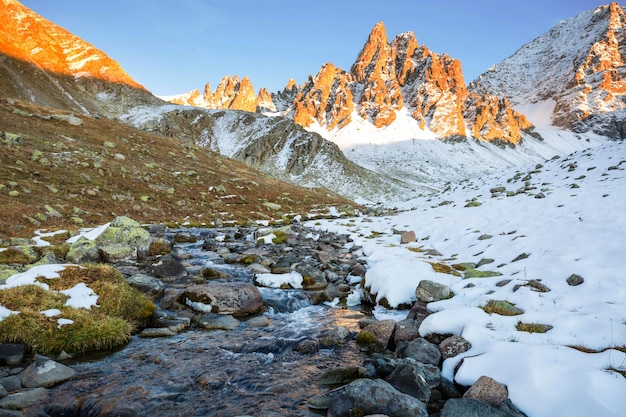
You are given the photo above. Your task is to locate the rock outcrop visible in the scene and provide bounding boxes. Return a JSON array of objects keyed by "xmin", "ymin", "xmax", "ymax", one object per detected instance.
[{"xmin": 471, "ymin": 2, "xmax": 626, "ymax": 138}]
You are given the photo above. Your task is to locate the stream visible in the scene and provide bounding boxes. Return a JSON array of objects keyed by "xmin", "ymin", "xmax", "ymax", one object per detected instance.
[{"xmin": 26, "ymin": 228, "xmax": 373, "ymax": 417}]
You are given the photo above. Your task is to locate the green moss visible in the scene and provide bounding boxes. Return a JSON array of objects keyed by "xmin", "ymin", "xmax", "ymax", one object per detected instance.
[
  {"xmin": 272, "ymin": 230, "xmax": 289, "ymax": 244},
  {"xmin": 0, "ymin": 247, "xmax": 36, "ymax": 265},
  {"xmin": 481, "ymin": 300, "xmax": 524, "ymax": 316},
  {"xmin": 516, "ymin": 322, "xmax": 553, "ymax": 333},
  {"xmin": 464, "ymin": 268, "xmax": 502, "ymax": 279}
]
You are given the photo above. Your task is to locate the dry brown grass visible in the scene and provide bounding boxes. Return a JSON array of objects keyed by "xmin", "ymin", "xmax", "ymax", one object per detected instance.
[{"xmin": 0, "ymin": 99, "xmax": 357, "ymax": 239}]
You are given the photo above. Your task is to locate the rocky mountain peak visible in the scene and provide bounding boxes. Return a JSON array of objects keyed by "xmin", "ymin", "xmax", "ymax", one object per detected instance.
[
  {"xmin": 471, "ymin": 2, "xmax": 626, "ymax": 138},
  {"xmin": 0, "ymin": 0, "xmax": 143, "ymax": 90}
]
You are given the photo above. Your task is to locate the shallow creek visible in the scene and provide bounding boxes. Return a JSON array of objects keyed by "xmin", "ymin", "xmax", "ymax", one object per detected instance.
[{"xmin": 28, "ymin": 229, "xmax": 372, "ymax": 417}]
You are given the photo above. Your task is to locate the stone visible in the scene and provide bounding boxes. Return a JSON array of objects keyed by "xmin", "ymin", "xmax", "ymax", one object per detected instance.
[
  {"xmin": 95, "ymin": 216, "xmax": 152, "ymax": 254},
  {"xmin": 20, "ymin": 358, "xmax": 75, "ymax": 388},
  {"xmin": 393, "ymin": 319, "xmax": 421, "ymax": 345},
  {"xmin": 150, "ymin": 254, "xmax": 186, "ymax": 279},
  {"xmin": 309, "ymin": 378, "xmax": 428, "ymax": 417},
  {"xmin": 246, "ymin": 316, "xmax": 270, "ymax": 327},
  {"xmin": 0, "ymin": 388, "xmax": 49, "ymax": 410},
  {"xmin": 315, "ymin": 366, "xmax": 366, "ymax": 386},
  {"xmin": 386, "ymin": 363, "xmax": 432, "ymax": 402},
  {"xmin": 441, "ymin": 398, "xmax": 509, "ymax": 417},
  {"xmin": 463, "ymin": 375, "xmax": 508, "ymax": 406},
  {"xmin": 0, "ymin": 385, "xmax": 6, "ymax": 399},
  {"xmin": 0, "ymin": 344, "xmax": 26, "ymax": 366},
  {"xmin": 397, "ymin": 337, "xmax": 442, "ymax": 366},
  {"xmin": 0, "ymin": 375, "xmax": 22, "ymax": 392},
  {"xmin": 126, "ymin": 273, "xmax": 165, "ymax": 297},
  {"xmin": 439, "ymin": 335, "xmax": 472, "ymax": 359},
  {"xmin": 99, "ymin": 243, "xmax": 136, "ymax": 262},
  {"xmin": 139, "ymin": 328, "xmax": 176, "ymax": 338},
  {"xmin": 319, "ymin": 326, "xmax": 352, "ymax": 347},
  {"xmin": 415, "ymin": 280, "xmax": 451, "ymax": 302},
  {"xmin": 51, "ymin": 114, "xmax": 83, "ymax": 126},
  {"xmin": 400, "ymin": 231, "xmax": 417, "ymax": 244},
  {"xmin": 362, "ymin": 319, "xmax": 396, "ymax": 348},
  {"xmin": 566, "ymin": 273, "xmax": 584, "ymax": 286},
  {"xmin": 198, "ymin": 313, "xmax": 240, "ymax": 330},
  {"xmin": 184, "ymin": 282, "xmax": 264, "ymax": 317}
]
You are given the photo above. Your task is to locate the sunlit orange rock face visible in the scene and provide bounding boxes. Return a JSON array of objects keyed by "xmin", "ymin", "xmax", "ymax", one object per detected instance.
[
  {"xmin": 292, "ymin": 63, "xmax": 354, "ymax": 129},
  {"xmin": 0, "ymin": 0, "xmax": 144, "ymax": 89},
  {"xmin": 282, "ymin": 21, "xmax": 531, "ymax": 143},
  {"xmin": 563, "ymin": 2, "xmax": 626, "ymax": 128},
  {"xmin": 207, "ymin": 76, "xmax": 257, "ymax": 112}
]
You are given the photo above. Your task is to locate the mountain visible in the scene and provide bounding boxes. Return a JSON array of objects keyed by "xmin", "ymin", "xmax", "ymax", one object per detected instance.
[
  {"xmin": 168, "ymin": 22, "xmax": 536, "ymax": 146},
  {"xmin": 0, "ymin": 0, "xmax": 161, "ymax": 117},
  {"xmin": 0, "ymin": 0, "xmax": 403, "ymax": 202},
  {"xmin": 471, "ymin": 2, "xmax": 626, "ymax": 138}
]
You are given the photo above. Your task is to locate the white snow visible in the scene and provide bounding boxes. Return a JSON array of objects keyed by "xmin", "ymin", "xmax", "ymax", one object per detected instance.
[
  {"xmin": 307, "ymin": 140, "xmax": 626, "ymax": 417},
  {"xmin": 66, "ymin": 222, "xmax": 110, "ymax": 243},
  {"xmin": 60, "ymin": 283, "xmax": 99, "ymax": 310},
  {"xmin": 255, "ymin": 271, "xmax": 303, "ymax": 289},
  {"xmin": 0, "ymin": 264, "xmax": 70, "ymax": 290}
]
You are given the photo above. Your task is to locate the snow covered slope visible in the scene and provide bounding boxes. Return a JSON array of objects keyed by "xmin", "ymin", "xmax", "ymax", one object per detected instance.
[{"xmin": 311, "ymin": 139, "xmax": 626, "ymax": 417}]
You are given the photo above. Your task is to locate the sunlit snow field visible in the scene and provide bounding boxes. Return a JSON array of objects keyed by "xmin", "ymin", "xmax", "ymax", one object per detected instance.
[{"xmin": 310, "ymin": 139, "xmax": 626, "ymax": 417}]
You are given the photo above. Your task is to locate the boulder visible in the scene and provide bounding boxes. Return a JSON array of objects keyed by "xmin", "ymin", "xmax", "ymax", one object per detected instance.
[
  {"xmin": 65, "ymin": 236, "xmax": 101, "ymax": 264},
  {"xmin": 20, "ymin": 358, "xmax": 75, "ymax": 388},
  {"xmin": 439, "ymin": 335, "xmax": 472, "ymax": 359},
  {"xmin": 415, "ymin": 280, "xmax": 451, "ymax": 302},
  {"xmin": 393, "ymin": 319, "xmax": 421, "ymax": 345},
  {"xmin": 315, "ymin": 366, "xmax": 366, "ymax": 386},
  {"xmin": 0, "ymin": 388, "xmax": 49, "ymax": 410},
  {"xmin": 126, "ymin": 273, "xmax": 166, "ymax": 297},
  {"xmin": 184, "ymin": 282, "xmax": 264, "ymax": 316},
  {"xmin": 94, "ymin": 216, "xmax": 152, "ymax": 257},
  {"xmin": 386, "ymin": 363, "xmax": 432, "ymax": 402},
  {"xmin": 99, "ymin": 243, "xmax": 136, "ymax": 262},
  {"xmin": 0, "ymin": 344, "xmax": 26, "ymax": 366},
  {"xmin": 397, "ymin": 337, "xmax": 442, "ymax": 366},
  {"xmin": 463, "ymin": 375, "xmax": 508, "ymax": 406},
  {"xmin": 400, "ymin": 231, "xmax": 417, "ymax": 244},
  {"xmin": 362, "ymin": 319, "xmax": 397, "ymax": 348},
  {"xmin": 441, "ymin": 398, "xmax": 512, "ymax": 417},
  {"xmin": 308, "ymin": 378, "xmax": 428, "ymax": 417},
  {"xmin": 150, "ymin": 254, "xmax": 186, "ymax": 279}
]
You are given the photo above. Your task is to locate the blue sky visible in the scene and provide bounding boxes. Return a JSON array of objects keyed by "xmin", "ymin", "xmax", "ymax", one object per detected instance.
[{"xmin": 21, "ymin": 0, "xmax": 607, "ymax": 96}]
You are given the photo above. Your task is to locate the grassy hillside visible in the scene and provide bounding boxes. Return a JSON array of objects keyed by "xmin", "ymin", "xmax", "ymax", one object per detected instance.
[{"xmin": 0, "ymin": 98, "xmax": 356, "ymax": 239}]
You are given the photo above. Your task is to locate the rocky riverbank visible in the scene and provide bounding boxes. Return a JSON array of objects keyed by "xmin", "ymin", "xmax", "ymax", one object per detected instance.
[{"xmin": 1, "ymin": 216, "xmax": 527, "ymax": 416}]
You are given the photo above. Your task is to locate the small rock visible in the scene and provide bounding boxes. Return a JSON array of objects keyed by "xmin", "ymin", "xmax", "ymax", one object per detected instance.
[
  {"xmin": 397, "ymin": 337, "xmax": 441, "ymax": 366},
  {"xmin": 393, "ymin": 319, "xmax": 421, "ymax": 345},
  {"xmin": 113, "ymin": 153, "xmax": 126, "ymax": 161},
  {"xmin": 126, "ymin": 273, "xmax": 166, "ymax": 297},
  {"xmin": 320, "ymin": 326, "xmax": 352, "ymax": 347},
  {"xmin": 0, "ymin": 388, "xmax": 49, "ymax": 410},
  {"xmin": 463, "ymin": 375, "xmax": 508, "ymax": 406},
  {"xmin": 151, "ymin": 254, "xmax": 186, "ymax": 279},
  {"xmin": 316, "ymin": 366, "xmax": 366, "ymax": 386},
  {"xmin": 197, "ymin": 313, "xmax": 240, "ymax": 330},
  {"xmin": 400, "ymin": 231, "xmax": 417, "ymax": 244},
  {"xmin": 246, "ymin": 316, "xmax": 271, "ymax": 327},
  {"xmin": 139, "ymin": 328, "xmax": 176, "ymax": 338},
  {"xmin": 20, "ymin": 358, "xmax": 75, "ymax": 388},
  {"xmin": 386, "ymin": 363, "xmax": 432, "ymax": 402},
  {"xmin": 441, "ymin": 398, "xmax": 510, "ymax": 417},
  {"xmin": 511, "ymin": 253, "xmax": 530, "ymax": 262},
  {"xmin": 439, "ymin": 336, "xmax": 472, "ymax": 359},
  {"xmin": 566, "ymin": 273, "xmax": 584, "ymax": 286},
  {"xmin": 0, "ymin": 344, "xmax": 26, "ymax": 366},
  {"xmin": 295, "ymin": 339, "xmax": 319, "ymax": 354},
  {"xmin": 415, "ymin": 280, "xmax": 451, "ymax": 303},
  {"xmin": 362, "ymin": 319, "xmax": 396, "ymax": 349}
]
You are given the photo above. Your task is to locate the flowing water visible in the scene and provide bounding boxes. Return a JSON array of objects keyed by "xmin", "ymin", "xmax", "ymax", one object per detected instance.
[{"xmin": 29, "ymin": 230, "xmax": 370, "ymax": 417}]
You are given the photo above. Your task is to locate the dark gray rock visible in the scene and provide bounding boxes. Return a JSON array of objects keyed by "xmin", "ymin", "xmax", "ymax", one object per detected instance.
[
  {"xmin": 315, "ymin": 366, "xmax": 366, "ymax": 386},
  {"xmin": 441, "ymin": 398, "xmax": 513, "ymax": 417},
  {"xmin": 566, "ymin": 273, "xmax": 584, "ymax": 286},
  {"xmin": 393, "ymin": 319, "xmax": 421, "ymax": 345},
  {"xmin": 362, "ymin": 319, "xmax": 397, "ymax": 349},
  {"xmin": 184, "ymin": 282, "xmax": 263, "ymax": 317},
  {"xmin": 0, "ymin": 375, "xmax": 21, "ymax": 392},
  {"xmin": 0, "ymin": 344, "xmax": 26, "ymax": 366},
  {"xmin": 308, "ymin": 378, "xmax": 428, "ymax": 417},
  {"xmin": 126, "ymin": 273, "xmax": 165, "ymax": 297},
  {"xmin": 151, "ymin": 254, "xmax": 186, "ymax": 279},
  {"xmin": 397, "ymin": 337, "xmax": 441, "ymax": 366},
  {"xmin": 0, "ymin": 388, "xmax": 49, "ymax": 410},
  {"xmin": 415, "ymin": 280, "xmax": 451, "ymax": 302},
  {"xmin": 320, "ymin": 326, "xmax": 352, "ymax": 347},
  {"xmin": 20, "ymin": 358, "xmax": 75, "ymax": 388},
  {"xmin": 386, "ymin": 364, "xmax": 432, "ymax": 402}
]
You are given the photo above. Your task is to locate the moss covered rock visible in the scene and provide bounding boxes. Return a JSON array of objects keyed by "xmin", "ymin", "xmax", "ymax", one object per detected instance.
[{"xmin": 95, "ymin": 216, "xmax": 152, "ymax": 256}]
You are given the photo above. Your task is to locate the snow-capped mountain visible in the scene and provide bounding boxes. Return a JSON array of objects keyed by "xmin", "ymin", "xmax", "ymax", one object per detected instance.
[
  {"xmin": 167, "ymin": 22, "xmax": 536, "ymax": 146},
  {"xmin": 471, "ymin": 2, "xmax": 626, "ymax": 138}
]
